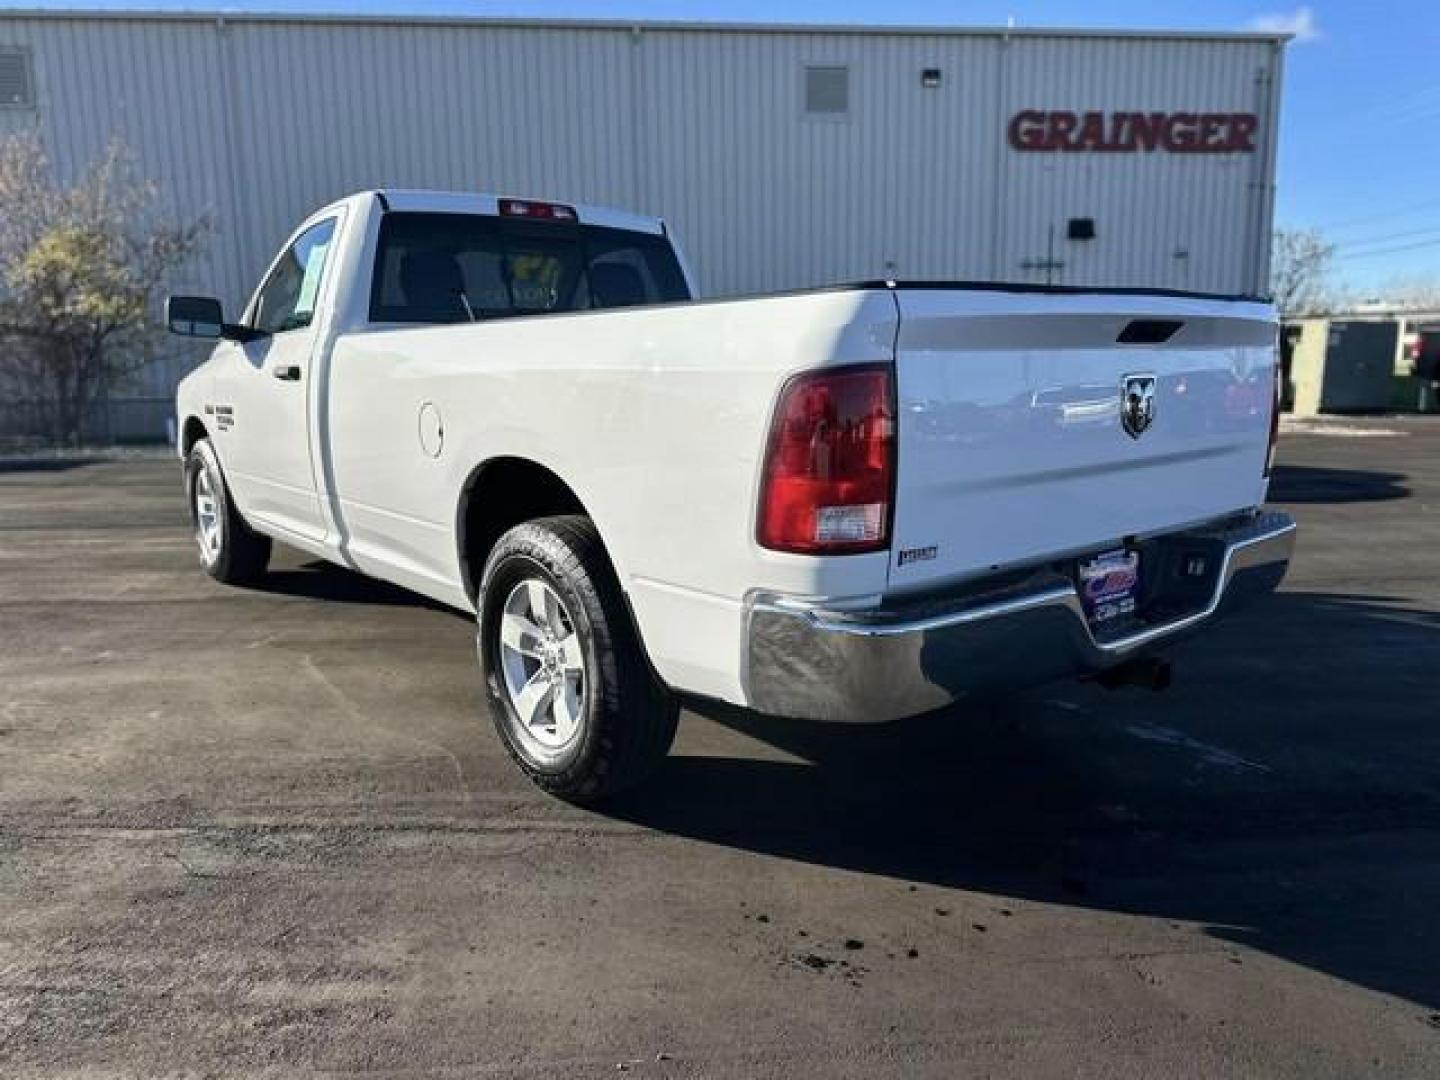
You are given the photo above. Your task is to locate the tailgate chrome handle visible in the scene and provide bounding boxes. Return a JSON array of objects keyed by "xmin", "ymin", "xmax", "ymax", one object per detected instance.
[{"xmin": 272, "ymin": 365, "xmax": 302, "ymax": 381}]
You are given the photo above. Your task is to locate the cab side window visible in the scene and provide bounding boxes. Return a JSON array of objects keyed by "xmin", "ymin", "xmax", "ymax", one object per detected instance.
[{"xmin": 250, "ymin": 218, "xmax": 337, "ymax": 335}]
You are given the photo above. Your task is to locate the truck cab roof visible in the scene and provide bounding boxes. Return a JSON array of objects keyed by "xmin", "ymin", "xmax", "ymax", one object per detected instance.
[{"xmin": 365, "ymin": 189, "xmax": 667, "ymax": 237}]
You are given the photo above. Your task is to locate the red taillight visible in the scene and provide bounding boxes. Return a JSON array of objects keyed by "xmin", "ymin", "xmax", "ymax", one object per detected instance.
[
  {"xmin": 757, "ymin": 364, "xmax": 896, "ymax": 554},
  {"xmin": 498, "ymin": 198, "xmax": 577, "ymax": 222},
  {"xmin": 1264, "ymin": 360, "xmax": 1281, "ymax": 478}
]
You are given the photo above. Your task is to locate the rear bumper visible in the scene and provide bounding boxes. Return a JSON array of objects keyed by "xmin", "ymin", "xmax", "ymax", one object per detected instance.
[{"xmin": 744, "ymin": 511, "xmax": 1295, "ymax": 723}]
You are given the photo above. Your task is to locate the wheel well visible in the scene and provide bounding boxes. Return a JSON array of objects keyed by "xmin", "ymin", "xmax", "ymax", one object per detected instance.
[
  {"xmin": 180, "ymin": 416, "xmax": 208, "ymax": 454},
  {"xmin": 458, "ymin": 457, "xmax": 588, "ymax": 600}
]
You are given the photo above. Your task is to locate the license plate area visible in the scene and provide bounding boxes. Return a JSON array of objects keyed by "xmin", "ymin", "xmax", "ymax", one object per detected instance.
[{"xmin": 1076, "ymin": 548, "xmax": 1141, "ymax": 630}]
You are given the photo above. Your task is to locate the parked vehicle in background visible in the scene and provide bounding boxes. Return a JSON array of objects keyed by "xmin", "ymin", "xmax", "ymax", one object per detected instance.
[
  {"xmin": 170, "ymin": 190, "xmax": 1295, "ymax": 801},
  {"xmin": 1405, "ymin": 323, "xmax": 1440, "ymax": 411}
]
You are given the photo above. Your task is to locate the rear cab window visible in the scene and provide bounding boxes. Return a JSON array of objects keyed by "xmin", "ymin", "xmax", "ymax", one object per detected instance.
[{"xmin": 369, "ymin": 212, "xmax": 691, "ymax": 325}]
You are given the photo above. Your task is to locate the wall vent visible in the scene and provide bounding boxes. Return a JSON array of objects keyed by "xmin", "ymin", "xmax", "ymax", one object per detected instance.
[
  {"xmin": 0, "ymin": 48, "xmax": 34, "ymax": 108},
  {"xmin": 804, "ymin": 66, "xmax": 849, "ymax": 116}
]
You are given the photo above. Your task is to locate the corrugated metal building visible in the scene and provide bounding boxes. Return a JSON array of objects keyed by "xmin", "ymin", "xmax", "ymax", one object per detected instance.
[{"xmin": 0, "ymin": 10, "xmax": 1286, "ymax": 439}]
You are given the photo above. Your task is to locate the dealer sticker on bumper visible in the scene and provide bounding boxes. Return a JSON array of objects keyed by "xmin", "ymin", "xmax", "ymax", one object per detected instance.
[{"xmin": 1078, "ymin": 548, "xmax": 1141, "ymax": 626}]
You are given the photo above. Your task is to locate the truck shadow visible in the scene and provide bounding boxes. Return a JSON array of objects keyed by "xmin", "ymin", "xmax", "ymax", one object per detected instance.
[
  {"xmin": 608, "ymin": 590, "xmax": 1440, "ymax": 1012},
  {"xmin": 0, "ymin": 456, "xmax": 106, "ymax": 474},
  {"xmin": 249, "ymin": 558, "xmax": 463, "ymax": 616},
  {"xmin": 1267, "ymin": 464, "xmax": 1409, "ymax": 503}
]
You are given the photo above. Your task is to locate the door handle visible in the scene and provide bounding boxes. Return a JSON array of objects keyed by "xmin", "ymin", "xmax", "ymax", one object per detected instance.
[{"xmin": 272, "ymin": 365, "xmax": 302, "ymax": 381}]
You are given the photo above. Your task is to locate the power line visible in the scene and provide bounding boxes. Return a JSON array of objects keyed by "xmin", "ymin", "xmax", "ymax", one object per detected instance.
[
  {"xmin": 1333, "ymin": 237, "xmax": 1440, "ymax": 262},
  {"xmin": 1319, "ymin": 195, "xmax": 1440, "ymax": 232},
  {"xmin": 1337, "ymin": 224, "xmax": 1440, "ymax": 253}
]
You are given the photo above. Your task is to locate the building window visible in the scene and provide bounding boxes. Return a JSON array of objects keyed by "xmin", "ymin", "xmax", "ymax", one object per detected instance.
[
  {"xmin": 804, "ymin": 65, "xmax": 849, "ymax": 116},
  {"xmin": 0, "ymin": 47, "xmax": 34, "ymax": 109}
]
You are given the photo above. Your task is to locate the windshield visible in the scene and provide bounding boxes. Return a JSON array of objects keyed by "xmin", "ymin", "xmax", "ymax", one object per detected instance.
[{"xmin": 368, "ymin": 211, "xmax": 690, "ymax": 324}]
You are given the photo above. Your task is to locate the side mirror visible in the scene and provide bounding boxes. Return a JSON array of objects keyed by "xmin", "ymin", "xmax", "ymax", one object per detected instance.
[
  {"xmin": 166, "ymin": 295, "xmax": 266, "ymax": 344},
  {"xmin": 166, "ymin": 295, "xmax": 225, "ymax": 339}
]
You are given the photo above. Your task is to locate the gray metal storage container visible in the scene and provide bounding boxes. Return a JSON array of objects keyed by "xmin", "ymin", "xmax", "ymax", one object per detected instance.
[{"xmin": 1288, "ymin": 318, "xmax": 1399, "ymax": 416}]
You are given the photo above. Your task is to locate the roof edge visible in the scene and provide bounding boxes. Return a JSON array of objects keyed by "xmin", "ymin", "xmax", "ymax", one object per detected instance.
[{"xmin": 0, "ymin": 8, "xmax": 1293, "ymax": 43}]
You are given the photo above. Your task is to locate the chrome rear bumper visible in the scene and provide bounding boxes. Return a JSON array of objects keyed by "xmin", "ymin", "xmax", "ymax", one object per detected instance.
[{"xmin": 745, "ymin": 511, "xmax": 1296, "ymax": 723}]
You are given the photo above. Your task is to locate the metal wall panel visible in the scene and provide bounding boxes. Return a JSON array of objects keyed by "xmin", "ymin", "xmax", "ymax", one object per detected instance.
[
  {"xmin": 217, "ymin": 21, "xmax": 641, "ymax": 308},
  {"xmin": 0, "ymin": 16, "xmax": 235, "ymax": 297},
  {"xmin": 996, "ymin": 35, "xmax": 1281, "ymax": 294},
  {"xmin": 637, "ymin": 29, "xmax": 1002, "ymax": 294},
  {"xmin": 0, "ymin": 12, "xmax": 1284, "ymax": 437}
]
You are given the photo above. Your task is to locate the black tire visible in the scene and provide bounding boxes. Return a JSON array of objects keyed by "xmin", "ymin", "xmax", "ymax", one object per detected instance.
[
  {"xmin": 184, "ymin": 438, "xmax": 271, "ymax": 585},
  {"xmin": 477, "ymin": 515, "xmax": 678, "ymax": 803}
]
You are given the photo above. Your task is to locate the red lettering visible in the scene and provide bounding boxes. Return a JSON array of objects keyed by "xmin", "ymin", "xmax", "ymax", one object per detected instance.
[
  {"xmin": 1077, "ymin": 111, "xmax": 1107, "ymax": 151},
  {"xmin": 1163, "ymin": 112, "xmax": 1200, "ymax": 152},
  {"xmin": 1048, "ymin": 111, "xmax": 1079, "ymax": 151},
  {"xmin": 1007, "ymin": 109, "xmax": 1048, "ymax": 150},
  {"xmin": 1198, "ymin": 113, "xmax": 1226, "ymax": 150},
  {"xmin": 1005, "ymin": 110, "xmax": 1259, "ymax": 153},
  {"xmin": 1227, "ymin": 113, "xmax": 1258, "ymax": 152},
  {"xmin": 1108, "ymin": 112, "xmax": 1135, "ymax": 151},
  {"xmin": 1130, "ymin": 112, "xmax": 1165, "ymax": 152}
]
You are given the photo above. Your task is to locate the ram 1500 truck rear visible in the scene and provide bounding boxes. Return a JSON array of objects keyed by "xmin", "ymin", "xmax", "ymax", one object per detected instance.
[{"xmin": 170, "ymin": 190, "xmax": 1295, "ymax": 801}]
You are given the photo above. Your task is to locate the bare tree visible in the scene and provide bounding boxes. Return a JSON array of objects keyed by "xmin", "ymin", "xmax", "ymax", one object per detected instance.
[
  {"xmin": 1270, "ymin": 228, "xmax": 1336, "ymax": 317},
  {"xmin": 0, "ymin": 133, "xmax": 210, "ymax": 444},
  {"xmin": 1380, "ymin": 276, "xmax": 1440, "ymax": 311}
]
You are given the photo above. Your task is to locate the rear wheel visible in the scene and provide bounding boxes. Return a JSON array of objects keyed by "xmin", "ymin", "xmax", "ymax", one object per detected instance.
[
  {"xmin": 185, "ymin": 438, "xmax": 271, "ymax": 585},
  {"xmin": 477, "ymin": 515, "xmax": 678, "ymax": 802}
]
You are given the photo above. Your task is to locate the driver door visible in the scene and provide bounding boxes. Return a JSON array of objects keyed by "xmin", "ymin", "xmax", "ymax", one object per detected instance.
[{"xmin": 212, "ymin": 216, "xmax": 338, "ymax": 542}]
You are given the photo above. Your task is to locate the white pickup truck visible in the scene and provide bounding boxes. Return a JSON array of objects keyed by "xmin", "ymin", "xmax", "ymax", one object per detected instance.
[{"xmin": 170, "ymin": 189, "xmax": 1295, "ymax": 801}]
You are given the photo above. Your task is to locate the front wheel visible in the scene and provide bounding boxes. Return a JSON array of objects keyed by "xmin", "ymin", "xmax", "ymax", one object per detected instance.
[
  {"xmin": 184, "ymin": 438, "xmax": 271, "ymax": 585},
  {"xmin": 477, "ymin": 516, "xmax": 678, "ymax": 803}
]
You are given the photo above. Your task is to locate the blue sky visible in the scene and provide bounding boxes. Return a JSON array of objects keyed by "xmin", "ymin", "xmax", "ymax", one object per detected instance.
[{"xmin": 24, "ymin": 1, "xmax": 1440, "ymax": 290}]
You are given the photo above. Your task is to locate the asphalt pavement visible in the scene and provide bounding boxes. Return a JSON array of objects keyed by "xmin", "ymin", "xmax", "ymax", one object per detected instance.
[{"xmin": 2, "ymin": 419, "xmax": 1439, "ymax": 1077}]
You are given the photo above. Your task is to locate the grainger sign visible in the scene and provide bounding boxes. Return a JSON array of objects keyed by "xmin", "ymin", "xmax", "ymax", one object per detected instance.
[{"xmin": 1007, "ymin": 110, "xmax": 1259, "ymax": 153}]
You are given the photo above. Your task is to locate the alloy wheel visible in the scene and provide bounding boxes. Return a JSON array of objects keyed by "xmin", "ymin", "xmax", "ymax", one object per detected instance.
[{"xmin": 497, "ymin": 577, "xmax": 587, "ymax": 751}]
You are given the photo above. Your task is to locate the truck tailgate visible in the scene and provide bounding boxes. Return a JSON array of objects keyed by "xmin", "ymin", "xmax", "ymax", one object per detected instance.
[{"xmin": 888, "ymin": 287, "xmax": 1277, "ymax": 592}]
